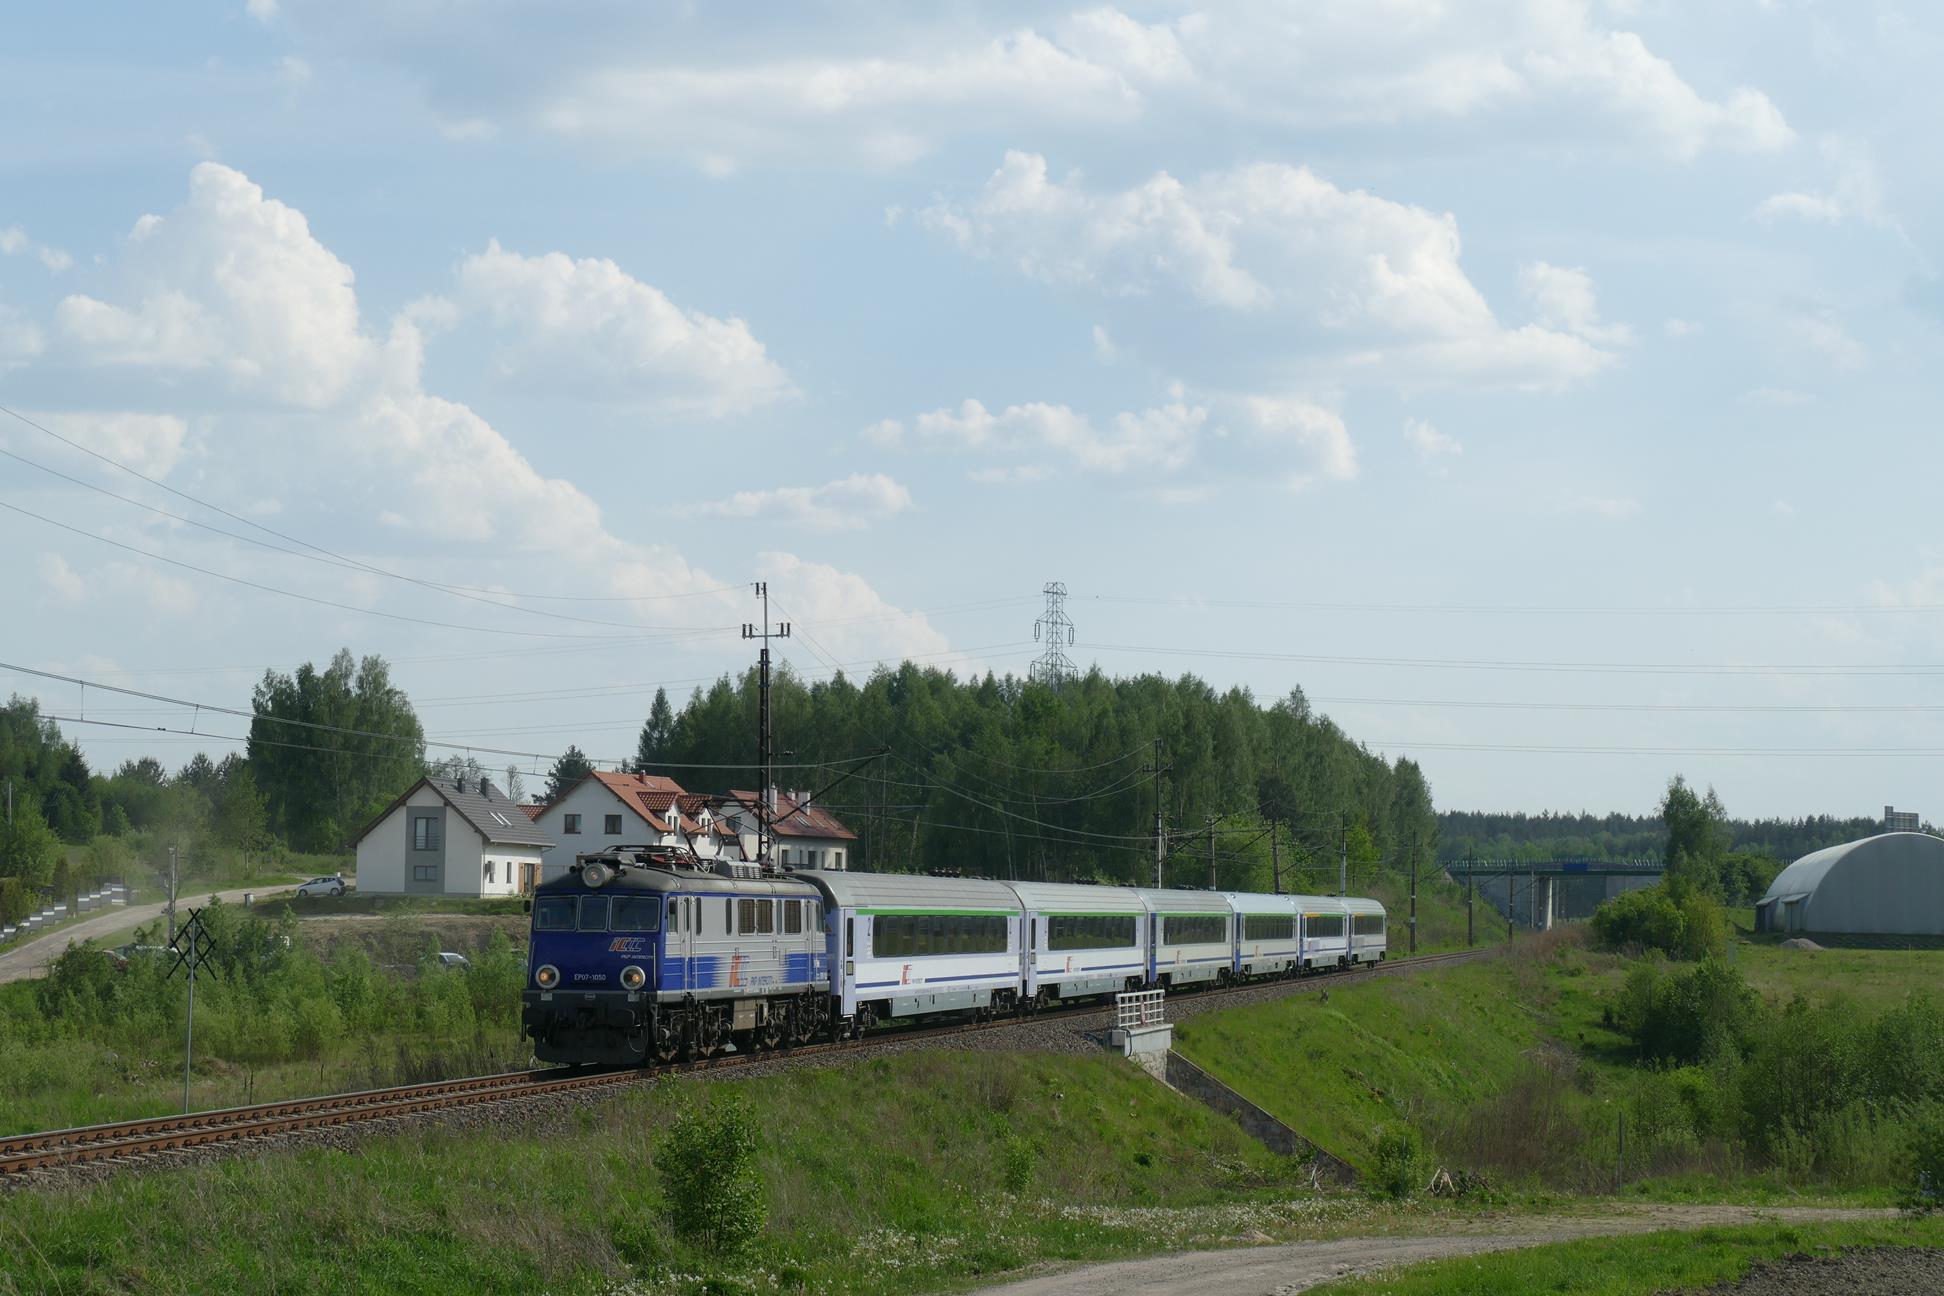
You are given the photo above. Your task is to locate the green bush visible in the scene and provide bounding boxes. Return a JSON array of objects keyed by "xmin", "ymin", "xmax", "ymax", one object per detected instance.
[
  {"xmin": 1616, "ymin": 958, "xmax": 1760, "ymax": 1066},
  {"xmin": 660, "ymin": 1096, "xmax": 767, "ymax": 1254},
  {"xmin": 1590, "ymin": 887, "xmax": 1685, "ymax": 954},
  {"xmin": 1903, "ymin": 1107, "xmax": 1944, "ymax": 1214},
  {"xmin": 1370, "ymin": 1125, "xmax": 1428, "ymax": 1199}
]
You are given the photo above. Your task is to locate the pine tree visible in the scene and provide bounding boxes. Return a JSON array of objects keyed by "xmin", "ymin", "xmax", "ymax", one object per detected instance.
[
  {"xmin": 634, "ymin": 688, "xmax": 675, "ymax": 773},
  {"xmin": 545, "ymin": 746, "xmax": 596, "ymax": 804}
]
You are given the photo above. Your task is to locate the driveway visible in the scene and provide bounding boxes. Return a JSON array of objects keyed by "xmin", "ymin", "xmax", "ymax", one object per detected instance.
[
  {"xmin": 973, "ymin": 1206, "xmax": 1896, "ymax": 1296},
  {"xmin": 0, "ymin": 883, "xmax": 303, "ymax": 984}
]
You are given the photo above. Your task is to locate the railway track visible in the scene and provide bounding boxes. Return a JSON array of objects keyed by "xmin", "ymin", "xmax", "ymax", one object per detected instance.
[{"xmin": 0, "ymin": 945, "xmax": 1493, "ymax": 1179}]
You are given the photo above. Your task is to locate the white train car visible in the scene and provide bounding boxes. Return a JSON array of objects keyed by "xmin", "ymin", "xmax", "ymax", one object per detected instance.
[
  {"xmin": 1136, "ymin": 888, "xmax": 1233, "ymax": 988},
  {"xmin": 1011, "ymin": 881, "xmax": 1149, "ymax": 1004},
  {"xmin": 1345, "ymin": 895, "xmax": 1388, "ymax": 964},
  {"xmin": 801, "ymin": 872, "xmax": 1024, "ymax": 1028},
  {"xmin": 1293, "ymin": 894, "xmax": 1350, "ymax": 970},
  {"xmin": 1225, "ymin": 891, "xmax": 1303, "ymax": 979}
]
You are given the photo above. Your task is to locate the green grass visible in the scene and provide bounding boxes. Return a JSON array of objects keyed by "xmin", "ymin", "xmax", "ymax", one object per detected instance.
[
  {"xmin": 1173, "ymin": 957, "xmax": 1547, "ymax": 1174},
  {"xmin": 254, "ymin": 893, "xmax": 527, "ymax": 919},
  {"xmin": 1306, "ymin": 1216, "xmax": 1944, "ymax": 1295},
  {"xmin": 0, "ymin": 1051, "xmax": 1377, "ymax": 1295},
  {"xmin": 1734, "ymin": 941, "xmax": 1944, "ymax": 1011}
]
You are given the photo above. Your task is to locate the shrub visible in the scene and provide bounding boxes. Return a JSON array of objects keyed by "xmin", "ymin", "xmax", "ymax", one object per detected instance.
[
  {"xmin": 1619, "ymin": 958, "xmax": 1761, "ymax": 1066},
  {"xmin": 1370, "ymin": 1125, "xmax": 1428, "ymax": 1199},
  {"xmin": 1675, "ymin": 891, "xmax": 1728, "ymax": 960},
  {"xmin": 660, "ymin": 1096, "xmax": 767, "ymax": 1254},
  {"xmin": 1590, "ymin": 886, "xmax": 1685, "ymax": 955},
  {"xmin": 1903, "ymin": 1107, "xmax": 1944, "ymax": 1214}
]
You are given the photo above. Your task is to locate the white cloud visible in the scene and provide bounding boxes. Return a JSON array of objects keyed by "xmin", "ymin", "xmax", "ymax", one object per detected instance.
[
  {"xmin": 878, "ymin": 396, "xmax": 1205, "ymax": 474},
  {"xmin": 1092, "ymin": 323, "xmax": 1119, "ymax": 364},
  {"xmin": 31, "ymin": 163, "xmax": 948, "ymax": 665},
  {"xmin": 55, "ymin": 163, "xmax": 375, "ymax": 407},
  {"xmin": 0, "ymin": 306, "xmax": 43, "ymax": 368},
  {"xmin": 1786, "ymin": 307, "xmax": 1865, "ymax": 371},
  {"xmin": 277, "ymin": 55, "xmax": 313, "ymax": 86},
  {"xmin": 446, "ymin": 240, "xmax": 792, "ymax": 414},
  {"xmin": 1517, "ymin": 261, "xmax": 1632, "ymax": 346},
  {"xmin": 0, "ymin": 224, "xmax": 73, "ymax": 274},
  {"xmin": 754, "ymin": 551, "xmax": 952, "ymax": 665},
  {"xmin": 1742, "ymin": 386, "xmax": 1811, "ymax": 406},
  {"xmin": 279, "ymin": 2, "xmax": 1787, "ymax": 167},
  {"xmin": 1755, "ymin": 138, "xmax": 1895, "ymax": 231},
  {"xmin": 26, "ymin": 411, "xmax": 190, "ymax": 477},
  {"xmin": 1663, "ymin": 318, "xmax": 1700, "ymax": 339},
  {"xmin": 245, "ymin": 0, "xmax": 277, "ymax": 21},
  {"xmin": 1237, "ymin": 396, "xmax": 1358, "ymax": 489},
  {"xmin": 922, "ymin": 152, "xmax": 1614, "ymax": 390},
  {"xmin": 1772, "ymin": 498, "xmax": 1795, "ymax": 517},
  {"xmin": 1574, "ymin": 495, "xmax": 1640, "ymax": 519},
  {"xmin": 968, "ymin": 465, "xmax": 1053, "ymax": 485},
  {"xmin": 693, "ymin": 474, "xmax": 914, "ymax": 531},
  {"xmin": 1404, "ymin": 417, "xmax": 1462, "ymax": 465},
  {"xmin": 38, "ymin": 553, "xmax": 85, "ymax": 603}
]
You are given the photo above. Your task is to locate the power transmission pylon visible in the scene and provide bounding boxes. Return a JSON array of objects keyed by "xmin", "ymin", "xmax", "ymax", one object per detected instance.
[{"xmin": 1030, "ymin": 581, "xmax": 1076, "ymax": 687}]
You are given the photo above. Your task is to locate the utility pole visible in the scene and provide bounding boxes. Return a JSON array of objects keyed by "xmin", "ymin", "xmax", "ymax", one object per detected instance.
[
  {"xmin": 1466, "ymin": 847, "xmax": 1475, "ymax": 948},
  {"xmin": 1269, "ymin": 816, "xmax": 1281, "ymax": 895},
  {"xmin": 1142, "ymin": 738, "xmax": 1170, "ymax": 888},
  {"xmin": 1408, "ymin": 830, "xmax": 1418, "ymax": 956},
  {"xmin": 1205, "ymin": 815, "xmax": 1218, "ymax": 891},
  {"xmin": 165, "ymin": 844, "xmax": 179, "ymax": 943},
  {"xmin": 1338, "ymin": 815, "xmax": 1348, "ymax": 897},
  {"xmin": 742, "ymin": 581, "xmax": 790, "ymax": 872}
]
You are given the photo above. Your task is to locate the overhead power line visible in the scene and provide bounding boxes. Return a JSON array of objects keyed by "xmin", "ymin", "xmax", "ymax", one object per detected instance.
[
  {"xmin": 1090, "ymin": 641, "xmax": 1944, "ymax": 678},
  {"xmin": 1084, "ymin": 593, "xmax": 1944, "ymax": 617}
]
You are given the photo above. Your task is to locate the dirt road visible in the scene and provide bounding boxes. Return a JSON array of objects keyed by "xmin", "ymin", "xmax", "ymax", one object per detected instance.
[
  {"xmin": 0, "ymin": 883, "xmax": 300, "ymax": 984},
  {"xmin": 974, "ymin": 1206, "xmax": 1896, "ymax": 1296}
]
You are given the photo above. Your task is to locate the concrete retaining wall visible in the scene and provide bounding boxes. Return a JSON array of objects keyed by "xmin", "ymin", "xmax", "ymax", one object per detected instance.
[{"xmin": 1163, "ymin": 1050, "xmax": 1357, "ymax": 1187}]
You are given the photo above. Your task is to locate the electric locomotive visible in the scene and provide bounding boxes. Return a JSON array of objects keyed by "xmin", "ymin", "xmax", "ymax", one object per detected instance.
[{"xmin": 521, "ymin": 846, "xmax": 830, "ymax": 1065}]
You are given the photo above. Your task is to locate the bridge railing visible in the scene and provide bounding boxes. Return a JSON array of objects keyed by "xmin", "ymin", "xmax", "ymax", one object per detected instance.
[
  {"xmin": 1442, "ymin": 859, "xmax": 1665, "ymax": 878},
  {"xmin": 1115, "ymin": 989, "xmax": 1166, "ymax": 1030}
]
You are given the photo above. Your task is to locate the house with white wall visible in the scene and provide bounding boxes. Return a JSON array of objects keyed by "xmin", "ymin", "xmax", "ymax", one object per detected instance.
[
  {"xmin": 352, "ymin": 775, "xmax": 553, "ymax": 897},
  {"xmin": 714, "ymin": 789, "xmax": 857, "ymax": 870},
  {"xmin": 531, "ymin": 771, "xmax": 736, "ymax": 882}
]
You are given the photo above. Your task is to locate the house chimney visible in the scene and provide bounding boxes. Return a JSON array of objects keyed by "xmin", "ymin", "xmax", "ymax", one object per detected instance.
[
  {"xmin": 478, "ymin": 778, "xmax": 492, "ymax": 799},
  {"xmin": 454, "ymin": 775, "xmax": 467, "ymax": 793}
]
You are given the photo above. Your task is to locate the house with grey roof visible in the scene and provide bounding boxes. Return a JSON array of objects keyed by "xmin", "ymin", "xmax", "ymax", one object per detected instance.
[{"xmin": 351, "ymin": 775, "xmax": 554, "ymax": 897}]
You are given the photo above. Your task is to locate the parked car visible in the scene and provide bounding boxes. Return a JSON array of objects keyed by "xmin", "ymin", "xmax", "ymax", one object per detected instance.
[
  {"xmin": 295, "ymin": 876, "xmax": 347, "ymax": 898},
  {"xmin": 435, "ymin": 951, "xmax": 471, "ymax": 970}
]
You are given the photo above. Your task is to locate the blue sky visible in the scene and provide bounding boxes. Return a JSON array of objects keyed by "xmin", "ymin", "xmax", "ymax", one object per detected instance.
[{"xmin": 3, "ymin": 0, "xmax": 1943, "ymax": 820}]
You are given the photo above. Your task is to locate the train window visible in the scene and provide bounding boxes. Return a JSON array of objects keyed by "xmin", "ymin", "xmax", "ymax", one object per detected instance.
[
  {"xmin": 1353, "ymin": 914, "xmax": 1385, "ymax": 937},
  {"xmin": 845, "ymin": 917, "xmax": 854, "ymax": 959},
  {"xmin": 784, "ymin": 901, "xmax": 803, "ymax": 935},
  {"xmin": 533, "ymin": 897, "xmax": 575, "ymax": 931},
  {"xmin": 1244, "ymin": 915, "xmax": 1295, "ymax": 942},
  {"xmin": 1305, "ymin": 914, "xmax": 1346, "ymax": 939},
  {"xmin": 667, "ymin": 898, "xmax": 678, "ymax": 927},
  {"xmin": 1163, "ymin": 914, "xmax": 1226, "ymax": 945},
  {"xmin": 611, "ymin": 895, "xmax": 661, "ymax": 932},
  {"xmin": 1047, "ymin": 915, "xmax": 1136, "ymax": 950},
  {"xmin": 724, "ymin": 899, "xmax": 732, "ymax": 933},
  {"xmin": 578, "ymin": 897, "xmax": 610, "ymax": 932},
  {"xmin": 873, "ymin": 913, "xmax": 1007, "ymax": 957}
]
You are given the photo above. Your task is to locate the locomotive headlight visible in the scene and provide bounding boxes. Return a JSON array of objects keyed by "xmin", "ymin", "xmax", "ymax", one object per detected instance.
[
  {"xmin": 535, "ymin": 964, "xmax": 560, "ymax": 990},
  {"xmin": 581, "ymin": 862, "xmax": 612, "ymax": 888},
  {"xmin": 620, "ymin": 964, "xmax": 646, "ymax": 991}
]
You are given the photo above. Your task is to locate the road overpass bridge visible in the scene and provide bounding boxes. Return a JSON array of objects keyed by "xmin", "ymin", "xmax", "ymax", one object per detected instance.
[{"xmin": 1441, "ymin": 857, "xmax": 1665, "ymax": 931}]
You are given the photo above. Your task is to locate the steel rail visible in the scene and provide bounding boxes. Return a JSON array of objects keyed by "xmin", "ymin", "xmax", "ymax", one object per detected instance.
[{"xmin": 0, "ymin": 946, "xmax": 1492, "ymax": 1177}]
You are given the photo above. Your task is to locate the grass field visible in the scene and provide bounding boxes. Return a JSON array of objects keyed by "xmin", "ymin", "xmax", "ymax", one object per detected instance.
[
  {"xmin": 0, "ymin": 1051, "xmax": 1374, "ymax": 1296},
  {"xmin": 254, "ymin": 893, "xmax": 528, "ymax": 919},
  {"xmin": 1307, "ymin": 1216, "xmax": 1944, "ymax": 1295},
  {"xmin": 1734, "ymin": 941, "xmax": 1944, "ymax": 1011}
]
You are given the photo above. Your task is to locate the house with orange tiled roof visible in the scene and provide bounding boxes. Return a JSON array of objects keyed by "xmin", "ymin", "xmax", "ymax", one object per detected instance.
[
  {"xmin": 713, "ymin": 788, "xmax": 857, "ymax": 870},
  {"xmin": 530, "ymin": 770, "xmax": 741, "ymax": 882}
]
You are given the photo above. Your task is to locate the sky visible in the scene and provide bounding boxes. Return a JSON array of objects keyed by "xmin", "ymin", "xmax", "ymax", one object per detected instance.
[{"xmin": 3, "ymin": 0, "xmax": 1943, "ymax": 822}]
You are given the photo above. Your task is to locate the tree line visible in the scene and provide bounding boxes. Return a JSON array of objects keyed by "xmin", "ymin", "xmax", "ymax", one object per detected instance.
[{"xmin": 1438, "ymin": 805, "xmax": 1892, "ymax": 870}]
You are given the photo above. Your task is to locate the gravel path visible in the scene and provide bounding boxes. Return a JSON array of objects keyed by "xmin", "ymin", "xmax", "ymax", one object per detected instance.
[
  {"xmin": 0, "ymin": 883, "xmax": 301, "ymax": 984},
  {"xmin": 1698, "ymin": 1246, "xmax": 1944, "ymax": 1294},
  {"xmin": 971, "ymin": 1207, "xmax": 1900, "ymax": 1296}
]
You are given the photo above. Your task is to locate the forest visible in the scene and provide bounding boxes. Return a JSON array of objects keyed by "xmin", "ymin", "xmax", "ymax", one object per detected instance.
[
  {"xmin": 0, "ymin": 649, "xmax": 1440, "ymax": 918},
  {"xmin": 1437, "ymin": 807, "xmax": 1892, "ymax": 868}
]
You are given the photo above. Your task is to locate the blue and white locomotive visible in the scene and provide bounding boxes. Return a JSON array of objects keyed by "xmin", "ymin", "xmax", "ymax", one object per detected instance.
[{"xmin": 522, "ymin": 845, "xmax": 1386, "ymax": 1066}]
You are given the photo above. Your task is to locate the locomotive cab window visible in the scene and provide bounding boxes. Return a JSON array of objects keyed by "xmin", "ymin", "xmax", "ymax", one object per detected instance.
[
  {"xmin": 578, "ymin": 896, "xmax": 610, "ymax": 931},
  {"xmin": 784, "ymin": 900, "xmax": 803, "ymax": 935},
  {"xmin": 533, "ymin": 897, "xmax": 575, "ymax": 931},
  {"xmin": 610, "ymin": 895, "xmax": 661, "ymax": 932}
]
